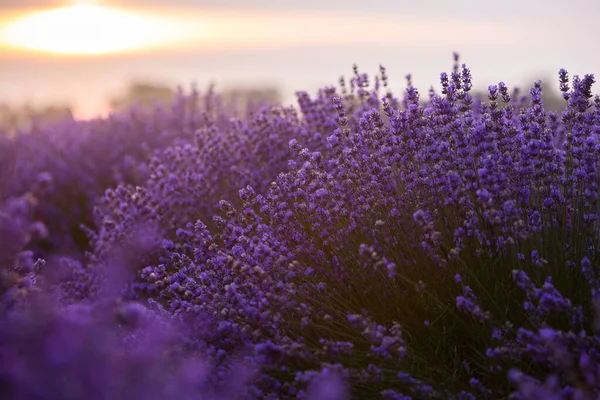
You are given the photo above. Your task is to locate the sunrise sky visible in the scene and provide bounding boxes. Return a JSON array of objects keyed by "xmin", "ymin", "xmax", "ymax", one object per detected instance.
[{"xmin": 0, "ymin": 0, "xmax": 598, "ymax": 118}]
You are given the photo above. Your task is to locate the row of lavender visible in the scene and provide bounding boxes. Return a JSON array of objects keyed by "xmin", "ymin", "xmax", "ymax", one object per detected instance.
[{"xmin": 1, "ymin": 55, "xmax": 599, "ymax": 398}]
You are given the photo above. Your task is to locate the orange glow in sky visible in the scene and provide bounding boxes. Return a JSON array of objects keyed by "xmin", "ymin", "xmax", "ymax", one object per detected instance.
[
  {"xmin": 0, "ymin": 4, "xmax": 185, "ymax": 55},
  {"xmin": 0, "ymin": 4, "xmax": 531, "ymax": 58}
]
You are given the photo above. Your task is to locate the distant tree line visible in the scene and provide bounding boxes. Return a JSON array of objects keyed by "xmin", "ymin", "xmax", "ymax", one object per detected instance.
[
  {"xmin": 0, "ymin": 103, "xmax": 73, "ymax": 136},
  {"xmin": 0, "ymin": 76, "xmax": 569, "ymax": 136},
  {"xmin": 109, "ymin": 81, "xmax": 282, "ymax": 114},
  {"xmin": 473, "ymin": 78, "xmax": 566, "ymax": 112}
]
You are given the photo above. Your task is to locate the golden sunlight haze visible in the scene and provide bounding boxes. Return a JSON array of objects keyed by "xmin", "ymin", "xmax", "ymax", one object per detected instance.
[{"xmin": 0, "ymin": 4, "xmax": 185, "ymax": 55}]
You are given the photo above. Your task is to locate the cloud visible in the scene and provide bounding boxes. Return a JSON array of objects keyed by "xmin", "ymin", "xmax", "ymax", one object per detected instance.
[
  {"xmin": 0, "ymin": 0, "xmax": 596, "ymax": 55},
  {"xmin": 141, "ymin": 9, "xmax": 535, "ymax": 53},
  {"xmin": 0, "ymin": 3, "xmax": 540, "ymax": 56}
]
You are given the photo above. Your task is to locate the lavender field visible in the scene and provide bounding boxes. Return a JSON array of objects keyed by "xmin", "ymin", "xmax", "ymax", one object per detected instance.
[{"xmin": 1, "ymin": 55, "xmax": 599, "ymax": 399}]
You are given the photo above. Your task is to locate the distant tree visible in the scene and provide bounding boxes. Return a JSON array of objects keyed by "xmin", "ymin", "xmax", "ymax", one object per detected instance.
[
  {"xmin": 108, "ymin": 81, "xmax": 177, "ymax": 113},
  {"xmin": 108, "ymin": 80, "xmax": 282, "ymax": 115},
  {"xmin": 536, "ymin": 77, "xmax": 567, "ymax": 111},
  {"xmin": 472, "ymin": 77, "xmax": 566, "ymax": 112},
  {"xmin": 0, "ymin": 103, "xmax": 73, "ymax": 137},
  {"xmin": 220, "ymin": 86, "xmax": 282, "ymax": 109}
]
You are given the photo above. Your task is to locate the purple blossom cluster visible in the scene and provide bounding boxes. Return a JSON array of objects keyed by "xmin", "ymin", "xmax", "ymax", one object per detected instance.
[{"xmin": 1, "ymin": 54, "xmax": 600, "ymax": 399}]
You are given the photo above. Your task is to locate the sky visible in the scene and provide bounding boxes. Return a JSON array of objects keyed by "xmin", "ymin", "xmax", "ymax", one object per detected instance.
[{"xmin": 0, "ymin": 0, "xmax": 598, "ymax": 118}]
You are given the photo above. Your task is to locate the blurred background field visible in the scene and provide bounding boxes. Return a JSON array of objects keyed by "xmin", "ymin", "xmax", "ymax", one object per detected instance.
[{"xmin": 0, "ymin": 0, "xmax": 598, "ymax": 130}]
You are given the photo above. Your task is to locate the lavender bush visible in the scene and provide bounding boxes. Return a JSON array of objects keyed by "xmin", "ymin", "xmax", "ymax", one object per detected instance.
[{"xmin": 1, "ymin": 54, "xmax": 599, "ymax": 399}]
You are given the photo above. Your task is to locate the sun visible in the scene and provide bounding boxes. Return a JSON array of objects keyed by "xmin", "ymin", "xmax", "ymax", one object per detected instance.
[{"xmin": 0, "ymin": 4, "xmax": 181, "ymax": 55}]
